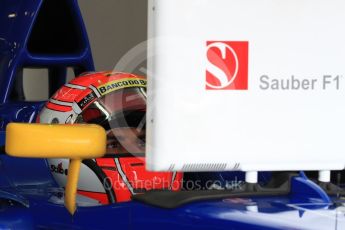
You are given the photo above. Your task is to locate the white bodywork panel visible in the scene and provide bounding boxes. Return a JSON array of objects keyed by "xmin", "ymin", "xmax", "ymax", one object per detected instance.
[{"xmin": 147, "ymin": 0, "xmax": 345, "ymax": 171}]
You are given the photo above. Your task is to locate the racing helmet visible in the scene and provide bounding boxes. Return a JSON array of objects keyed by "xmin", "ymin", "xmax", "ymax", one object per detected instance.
[{"xmin": 38, "ymin": 71, "xmax": 182, "ymax": 204}]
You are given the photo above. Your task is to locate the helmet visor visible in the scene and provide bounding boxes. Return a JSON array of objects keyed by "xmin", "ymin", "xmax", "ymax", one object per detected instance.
[{"xmin": 78, "ymin": 87, "xmax": 146, "ymax": 154}]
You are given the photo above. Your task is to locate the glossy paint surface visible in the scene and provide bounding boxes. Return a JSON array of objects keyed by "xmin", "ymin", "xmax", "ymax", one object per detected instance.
[
  {"xmin": 0, "ymin": 0, "xmax": 94, "ymax": 103},
  {"xmin": 0, "ymin": 169, "xmax": 344, "ymax": 230}
]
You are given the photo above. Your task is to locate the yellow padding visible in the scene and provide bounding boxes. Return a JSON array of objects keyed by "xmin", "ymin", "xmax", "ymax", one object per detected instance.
[{"xmin": 5, "ymin": 123, "xmax": 106, "ymax": 159}]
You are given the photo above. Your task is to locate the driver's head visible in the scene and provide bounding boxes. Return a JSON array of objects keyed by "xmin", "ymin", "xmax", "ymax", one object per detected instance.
[
  {"xmin": 106, "ymin": 127, "xmax": 145, "ymax": 154},
  {"xmin": 80, "ymin": 87, "xmax": 147, "ymax": 155},
  {"xmin": 39, "ymin": 73, "xmax": 184, "ymax": 205}
]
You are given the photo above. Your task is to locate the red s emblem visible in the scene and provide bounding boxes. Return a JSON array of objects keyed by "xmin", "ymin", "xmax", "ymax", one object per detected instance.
[{"xmin": 206, "ymin": 41, "xmax": 248, "ymax": 90}]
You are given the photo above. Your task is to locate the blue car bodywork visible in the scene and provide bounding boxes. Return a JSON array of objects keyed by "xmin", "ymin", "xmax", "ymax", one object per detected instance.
[{"xmin": 0, "ymin": 105, "xmax": 344, "ymax": 229}]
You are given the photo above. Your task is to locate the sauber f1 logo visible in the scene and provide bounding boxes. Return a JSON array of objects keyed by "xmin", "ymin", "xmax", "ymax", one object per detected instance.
[{"xmin": 206, "ymin": 41, "xmax": 248, "ymax": 90}]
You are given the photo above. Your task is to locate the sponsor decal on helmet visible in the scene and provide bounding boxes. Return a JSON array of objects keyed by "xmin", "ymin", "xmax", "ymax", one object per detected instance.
[
  {"xmin": 97, "ymin": 78, "xmax": 147, "ymax": 96},
  {"xmin": 77, "ymin": 92, "xmax": 97, "ymax": 110},
  {"xmin": 50, "ymin": 163, "xmax": 68, "ymax": 176}
]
